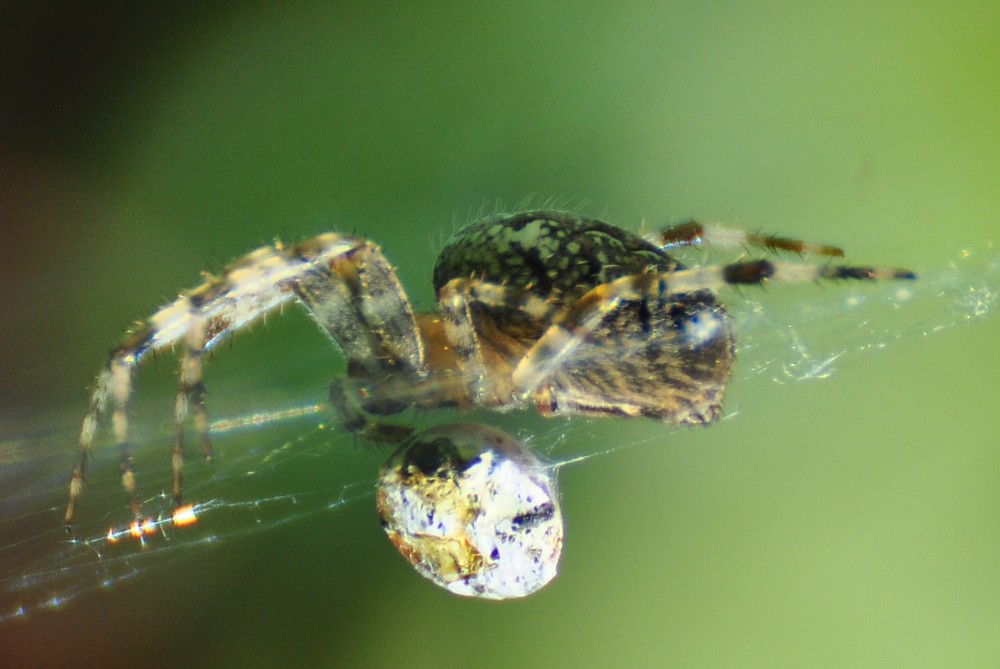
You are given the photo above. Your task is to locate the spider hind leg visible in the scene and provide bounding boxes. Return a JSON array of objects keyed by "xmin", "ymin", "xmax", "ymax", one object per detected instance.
[
  {"xmin": 511, "ymin": 256, "xmax": 915, "ymax": 424},
  {"xmin": 659, "ymin": 220, "xmax": 846, "ymax": 257}
]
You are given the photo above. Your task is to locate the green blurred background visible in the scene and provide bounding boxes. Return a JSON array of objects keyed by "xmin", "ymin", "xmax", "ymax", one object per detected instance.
[{"xmin": 2, "ymin": 2, "xmax": 998, "ymax": 667}]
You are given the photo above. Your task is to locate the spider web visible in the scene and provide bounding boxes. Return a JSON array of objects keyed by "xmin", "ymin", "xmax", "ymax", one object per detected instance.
[{"xmin": 0, "ymin": 241, "xmax": 995, "ymax": 622}]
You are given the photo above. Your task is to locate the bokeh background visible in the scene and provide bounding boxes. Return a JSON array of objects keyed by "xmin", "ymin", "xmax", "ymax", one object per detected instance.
[{"xmin": 2, "ymin": 2, "xmax": 998, "ymax": 667}]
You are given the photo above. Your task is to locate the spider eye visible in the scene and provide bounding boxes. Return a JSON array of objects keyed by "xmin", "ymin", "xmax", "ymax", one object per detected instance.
[{"xmin": 375, "ymin": 424, "xmax": 563, "ymax": 599}]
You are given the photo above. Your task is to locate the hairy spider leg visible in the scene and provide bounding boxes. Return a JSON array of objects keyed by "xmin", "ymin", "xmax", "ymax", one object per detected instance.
[
  {"xmin": 658, "ymin": 220, "xmax": 846, "ymax": 257},
  {"xmin": 511, "ymin": 258, "xmax": 916, "ymax": 401},
  {"xmin": 289, "ymin": 238, "xmax": 431, "ymax": 443},
  {"xmin": 170, "ymin": 307, "xmax": 209, "ymax": 508},
  {"xmin": 437, "ymin": 278, "xmax": 554, "ymax": 407},
  {"xmin": 65, "ymin": 234, "xmax": 362, "ymax": 528},
  {"xmin": 435, "ymin": 280, "xmax": 485, "ymax": 400}
]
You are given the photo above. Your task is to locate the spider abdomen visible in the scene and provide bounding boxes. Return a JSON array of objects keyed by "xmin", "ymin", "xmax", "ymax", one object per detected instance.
[{"xmin": 434, "ymin": 210, "xmax": 677, "ymax": 298}]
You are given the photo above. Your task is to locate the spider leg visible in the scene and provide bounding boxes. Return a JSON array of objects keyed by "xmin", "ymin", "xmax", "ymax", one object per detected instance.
[
  {"xmin": 290, "ymin": 238, "xmax": 426, "ymax": 443},
  {"xmin": 290, "ymin": 239, "xmax": 424, "ymax": 380},
  {"xmin": 169, "ymin": 308, "xmax": 209, "ymax": 509},
  {"xmin": 65, "ymin": 234, "xmax": 366, "ymax": 528},
  {"xmin": 658, "ymin": 220, "xmax": 846, "ymax": 257},
  {"xmin": 66, "ymin": 350, "xmax": 144, "ymax": 527},
  {"xmin": 437, "ymin": 278, "xmax": 554, "ymax": 406},
  {"xmin": 512, "ymin": 258, "xmax": 916, "ymax": 398}
]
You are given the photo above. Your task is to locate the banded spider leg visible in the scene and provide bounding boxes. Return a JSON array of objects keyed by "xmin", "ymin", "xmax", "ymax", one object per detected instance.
[
  {"xmin": 64, "ymin": 233, "xmax": 429, "ymax": 528},
  {"xmin": 435, "ymin": 238, "xmax": 913, "ymax": 424}
]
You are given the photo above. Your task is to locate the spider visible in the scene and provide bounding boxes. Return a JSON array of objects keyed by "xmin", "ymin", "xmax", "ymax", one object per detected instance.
[{"xmin": 64, "ymin": 210, "xmax": 915, "ymax": 537}]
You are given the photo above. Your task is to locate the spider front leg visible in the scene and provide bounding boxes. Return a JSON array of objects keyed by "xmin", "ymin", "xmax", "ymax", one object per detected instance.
[
  {"xmin": 65, "ymin": 234, "xmax": 369, "ymax": 528},
  {"xmin": 169, "ymin": 308, "xmax": 211, "ymax": 509},
  {"xmin": 290, "ymin": 237, "xmax": 439, "ymax": 444}
]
